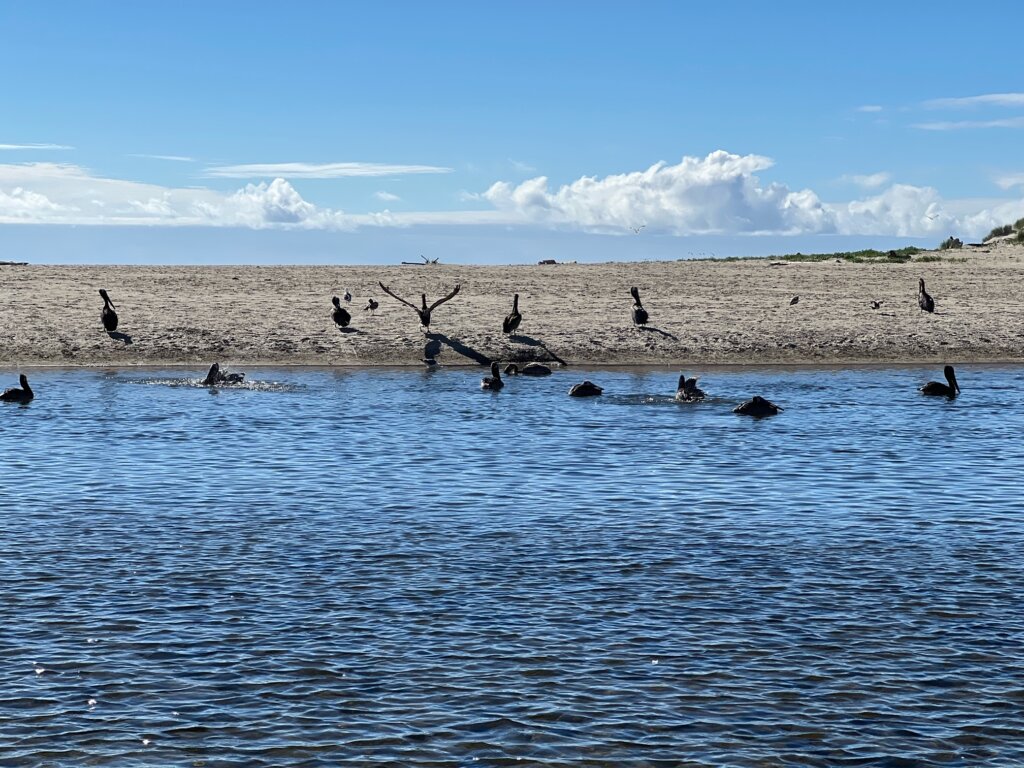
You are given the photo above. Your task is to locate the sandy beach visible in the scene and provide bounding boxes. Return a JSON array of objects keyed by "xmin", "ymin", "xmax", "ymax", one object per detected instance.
[{"xmin": 2, "ymin": 242, "xmax": 1023, "ymax": 368}]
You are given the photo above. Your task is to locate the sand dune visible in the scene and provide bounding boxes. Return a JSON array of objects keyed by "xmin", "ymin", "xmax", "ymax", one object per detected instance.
[{"xmin": 2, "ymin": 243, "xmax": 1023, "ymax": 368}]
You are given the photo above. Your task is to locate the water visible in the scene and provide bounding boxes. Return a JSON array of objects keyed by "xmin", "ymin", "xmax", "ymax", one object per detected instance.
[{"xmin": 1, "ymin": 364, "xmax": 1023, "ymax": 766}]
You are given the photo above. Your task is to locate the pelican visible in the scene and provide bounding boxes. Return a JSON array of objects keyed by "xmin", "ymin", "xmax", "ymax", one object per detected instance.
[
  {"xmin": 674, "ymin": 374, "xmax": 706, "ymax": 402},
  {"xmin": 920, "ymin": 365, "xmax": 959, "ymax": 397},
  {"xmin": 99, "ymin": 289, "xmax": 118, "ymax": 332},
  {"xmin": 733, "ymin": 396, "xmax": 783, "ymax": 417},
  {"xmin": 521, "ymin": 362, "xmax": 552, "ymax": 376},
  {"xmin": 378, "ymin": 282, "xmax": 460, "ymax": 333},
  {"xmin": 503, "ymin": 293, "xmax": 522, "ymax": 335},
  {"xmin": 918, "ymin": 278, "xmax": 935, "ymax": 313},
  {"xmin": 481, "ymin": 362, "xmax": 504, "ymax": 391},
  {"xmin": 202, "ymin": 363, "xmax": 245, "ymax": 386},
  {"xmin": 364, "ymin": 298, "xmax": 379, "ymax": 315},
  {"xmin": 504, "ymin": 363, "xmax": 520, "ymax": 375},
  {"xmin": 331, "ymin": 296, "xmax": 352, "ymax": 328},
  {"xmin": 343, "ymin": 290, "xmax": 352, "ymax": 303},
  {"xmin": 569, "ymin": 381, "xmax": 603, "ymax": 397},
  {"xmin": 0, "ymin": 374, "xmax": 33, "ymax": 403},
  {"xmin": 630, "ymin": 287, "xmax": 648, "ymax": 326}
]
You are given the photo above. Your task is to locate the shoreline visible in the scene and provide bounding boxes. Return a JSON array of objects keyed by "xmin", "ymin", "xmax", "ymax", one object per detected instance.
[{"xmin": 3, "ymin": 243, "xmax": 1023, "ymax": 368}]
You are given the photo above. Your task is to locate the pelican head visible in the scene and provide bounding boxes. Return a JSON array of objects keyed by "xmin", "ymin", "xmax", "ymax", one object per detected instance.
[{"xmin": 332, "ymin": 296, "xmax": 341, "ymax": 308}]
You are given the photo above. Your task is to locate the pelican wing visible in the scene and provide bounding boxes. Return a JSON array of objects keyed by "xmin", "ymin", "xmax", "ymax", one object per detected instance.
[
  {"xmin": 378, "ymin": 282, "xmax": 420, "ymax": 312},
  {"xmin": 428, "ymin": 284, "xmax": 461, "ymax": 311}
]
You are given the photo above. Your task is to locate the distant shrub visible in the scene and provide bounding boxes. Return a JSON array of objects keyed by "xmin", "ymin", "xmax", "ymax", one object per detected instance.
[
  {"xmin": 985, "ymin": 224, "xmax": 1014, "ymax": 241},
  {"xmin": 1015, "ymin": 217, "xmax": 1024, "ymax": 231},
  {"xmin": 778, "ymin": 247, "xmax": 922, "ymax": 263},
  {"xmin": 1017, "ymin": 229, "xmax": 1024, "ymax": 243},
  {"xmin": 938, "ymin": 236, "xmax": 963, "ymax": 250}
]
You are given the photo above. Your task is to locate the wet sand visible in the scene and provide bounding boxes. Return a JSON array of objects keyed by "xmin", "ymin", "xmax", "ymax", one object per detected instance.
[{"xmin": 2, "ymin": 243, "xmax": 1023, "ymax": 368}]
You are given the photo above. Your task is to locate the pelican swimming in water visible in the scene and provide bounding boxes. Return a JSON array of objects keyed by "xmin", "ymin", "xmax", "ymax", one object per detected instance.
[
  {"xmin": 918, "ymin": 278, "xmax": 935, "ymax": 313},
  {"xmin": 202, "ymin": 363, "xmax": 245, "ymax": 386},
  {"xmin": 674, "ymin": 374, "xmax": 706, "ymax": 402},
  {"xmin": 0, "ymin": 374, "xmax": 33, "ymax": 403},
  {"xmin": 630, "ymin": 287, "xmax": 648, "ymax": 327},
  {"xmin": 503, "ymin": 293, "xmax": 522, "ymax": 335},
  {"xmin": 364, "ymin": 298, "xmax": 379, "ymax": 315},
  {"xmin": 920, "ymin": 365, "xmax": 959, "ymax": 398},
  {"xmin": 733, "ymin": 395, "xmax": 783, "ymax": 417},
  {"xmin": 99, "ymin": 289, "xmax": 118, "ymax": 332},
  {"xmin": 331, "ymin": 296, "xmax": 352, "ymax": 328},
  {"xmin": 481, "ymin": 362, "xmax": 504, "ymax": 391},
  {"xmin": 378, "ymin": 282, "xmax": 460, "ymax": 333},
  {"xmin": 569, "ymin": 380, "xmax": 603, "ymax": 397},
  {"xmin": 504, "ymin": 363, "xmax": 520, "ymax": 375},
  {"xmin": 521, "ymin": 362, "xmax": 552, "ymax": 376}
]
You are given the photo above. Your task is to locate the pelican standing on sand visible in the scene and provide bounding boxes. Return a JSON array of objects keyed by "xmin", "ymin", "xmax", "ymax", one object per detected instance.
[
  {"xmin": 920, "ymin": 365, "xmax": 959, "ymax": 397},
  {"xmin": 733, "ymin": 396, "xmax": 782, "ymax": 417},
  {"xmin": 630, "ymin": 287, "xmax": 648, "ymax": 327},
  {"xmin": 503, "ymin": 294, "xmax": 522, "ymax": 335},
  {"xmin": 99, "ymin": 289, "xmax": 118, "ymax": 332},
  {"xmin": 675, "ymin": 374, "xmax": 706, "ymax": 402},
  {"xmin": 378, "ymin": 282, "xmax": 460, "ymax": 333},
  {"xmin": 569, "ymin": 381, "xmax": 603, "ymax": 397},
  {"xmin": 0, "ymin": 374, "xmax": 33, "ymax": 403},
  {"xmin": 481, "ymin": 362, "xmax": 504, "ymax": 391},
  {"xmin": 918, "ymin": 278, "xmax": 935, "ymax": 313},
  {"xmin": 331, "ymin": 296, "xmax": 352, "ymax": 328}
]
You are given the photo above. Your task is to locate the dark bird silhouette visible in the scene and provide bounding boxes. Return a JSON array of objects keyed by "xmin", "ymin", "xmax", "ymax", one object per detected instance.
[
  {"xmin": 918, "ymin": 278, "xmax": 935, "ymax": 313},
  {"xmin": 202, "ymin": 363, "xmax": 245, "ymax": 386},
  {"xmin": 871, "ymin": 300, "xmax": 883, "ymax": 310},
  {"xmin": 423, "ymin": 337, "xmax": 442, "ymax": 366},
  {"xmin": 733, "ymin": 395, "xmax": 783, "ymax": 417},
  {"xmin": 674, "ymin": 374, "xmax": 706, "ymax": 402},
  {"xmin": 481, "ymin": 361, "xmax": 504, "ymax": 391},
  {"xmin": 364, "ymin": 298, "xmax": 379, "ymax": 315},
  {"xmin": 504, "ymin": 363, "xmax": 519, "ymax": 375},
  {"xmin": 631, "ymin": 225, "xmax": 646, "ymax": 234},
  {"xmin": 503, "ymin": 293, "xmax": 522, "ymax": 335},
  {"xmin": 343, "ymin": 290, "xmax": 352, "ymax": 303},
  {"xmin": 569, "ymin": 380, "xmax": 603, "ymax": 397},
  {"xmin": 630, "ymin": 287, "xmax": 648, "ymax": 326},
  {"xmin": 331, "ymin": 296, "xmax": 352, "ymax": 328},
  {"xmin": 0, "ymin": 374, "xmax": 33, "ymax": 403},
  {"xmin": 920, "ymin": 365, "xmax": 959, "ymax": 397},
  {"xmin": 99, "ymin": 289, "xmax": 118, "ymax": 332},
  {"xmin": 790, "ymin": 296, "xmax": 800, "ymax": 306},
  {"xmin": 521, "ymin": 362, "xmax": 552, "ymax": 376},
  {"xmin": 378, "ymin": 282, "xmax": 460, "ymax": 332}
]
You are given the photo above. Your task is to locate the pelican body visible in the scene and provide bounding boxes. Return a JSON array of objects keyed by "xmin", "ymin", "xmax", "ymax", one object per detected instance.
[
  {"xmin": 0, "ymin": 374, "xmax": 33, "ymax": 403},
  {"xmin": 99, "ymin": 289, "xmax": 118, "ymax": 332},
  {"xmin": 630, "ymin": 287, "xmax": 648, "ymax": 326},
  {"xmin": 481, "ymin": 362, "xmax": 504, "ymax": 391},
  {"xmin": 733, "ymin": 395, "xmax": 782, "ymax": 417},
  {"xmin": 918, "ymin": 278, "xmax": 935, "ymax": 313},
  {"xmin": 920, "ymin": 365, "xmax": 959, "ymax": 398},
  {"xmin": 503, "ymin": 294, "xmax": 522, "ymax": 335},
  {"xmin": 332, "ymin": 296, "xmax": 352, "ymax": 328},
  {"xmin": 202, "ymin": 363, "xmax": 245, "ymax": 386},
  {"xmin": 569, "ymin": 381, "xmax": 603, "ymax": 397},
  {"xmin": 674, "ymin": 374, "xmax": 706, "ymax": 402}
]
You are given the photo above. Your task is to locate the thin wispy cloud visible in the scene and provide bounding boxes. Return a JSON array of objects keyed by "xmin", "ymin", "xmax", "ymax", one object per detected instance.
[
  {"xmin": 924, "ymin": 92, "xmax": 1024, "ymax": 109},
  {"xmin": 374, "ymin": 191, "xmax": 401, "ymax": 201},
  {"xmin": 914, "ymin": 117, "xmax": 1024, "ymax": 131},
  {"xmin": 130, "ymin": 154, "xmax": 196, "ymax": 162},
  {"xmin": 855, "ymin": 105, "xmax": 883, "ymax": 113},
  {"xmin": 509, "ymin": 158, "xmax": 537, "ymax": 173},
  {"xmin": 204, "ymin": 162, "xmax": 453, "ymax": 179},
  {"xmin": 0, "ymin": 143, "xmax": 73, "ymax": 151},
  {"xmin": 841, "ymin": 172, "xmax": 892, "ymax": 189},
  {"xmin": 994, "ymin": 173, "xmax": 1024, "ymax": 190}
]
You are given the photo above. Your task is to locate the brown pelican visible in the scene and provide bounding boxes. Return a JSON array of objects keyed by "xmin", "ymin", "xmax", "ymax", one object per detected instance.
[
  {"xmin": 481, "ymin": 362, "xmax": 504, "ymax": 391},
  {"xmin": 378, "ymin": 282, "xmax": 460, "ymax": 333},
  {"xmin": 99, "ymin": 289, "xmax": 118, "ymax": 332},
  {"xmin": 0, "ymin": 374, "xmax": 33, "ymax": 403},
  {"xmin": 918, "ymin": 278, "xmax": 935, "ymax": 313},
  {"xmin": 364, "ymin": 298, "xmax": 379, "ymax": 315},
  {"xmin": 630, "ymin": 287, "xmax": 648, "ymax": 326},
  {"xmin": 503, "ymin": 294, "xmax": 522, "ymax": 335},
  {"xmin": 202, "ymin": 363, "xmax": 245, "ymax": 386},
  {"xmin": 569, "ymin": 380, "xmax": 603, "ymax": 397},
  {"xmin": 331, "ymin": 296, "xmax": 352, "ymax": 328},
  {"xmin": 920, "ymin": 365, "xmax": 959, "ymax": 397},
  {"xmin": 674, "ymin": 374, "xmax": 705, "ymax": 402},
  {"xmin": 733, "ymin": 396, "xmax": 783, "ymax": 417},
  {"xmin": 503, "ymin": 363, "xmax": 520, "ymax": 375},
  {"xmin": 521, "ymin": 362, "xmax": 552, "ymax": 376}
]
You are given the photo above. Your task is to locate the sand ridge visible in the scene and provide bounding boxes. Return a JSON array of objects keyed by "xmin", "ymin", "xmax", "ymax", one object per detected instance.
[{"xmin": 2, "ymin": 243, "xmax": 1023, "ymax": 368}]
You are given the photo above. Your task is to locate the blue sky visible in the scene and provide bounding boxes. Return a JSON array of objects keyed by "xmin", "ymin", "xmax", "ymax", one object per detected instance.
[{"xmin": 2, "ymin": 1, "xmax": 1023, "ymax": 263}]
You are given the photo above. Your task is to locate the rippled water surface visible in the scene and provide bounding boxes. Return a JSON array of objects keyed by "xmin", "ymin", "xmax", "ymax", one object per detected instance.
[{"xmin": 2, "ymin": 364, "xmax": 1024, "ymax": 766}]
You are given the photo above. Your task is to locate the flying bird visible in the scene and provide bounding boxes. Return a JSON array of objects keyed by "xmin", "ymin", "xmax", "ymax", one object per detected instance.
[
  {"xmin": 378, "ymin": 282, "xmax": 461, "ymax": 332},
  {"xmin": 631, "ymin": 225, "xmax": 646, "ymax": 234}
]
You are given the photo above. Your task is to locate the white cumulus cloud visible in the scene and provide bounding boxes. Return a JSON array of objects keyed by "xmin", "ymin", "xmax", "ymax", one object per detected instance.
[{"xmin": 841, "ymin": 172, "xmax": 892, "ymax": 189}]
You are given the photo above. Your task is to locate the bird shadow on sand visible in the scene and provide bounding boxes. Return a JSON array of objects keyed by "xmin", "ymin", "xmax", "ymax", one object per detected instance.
[
  {"xmin": 107, "ymin": 331, "xmax": 134, "ymax": 345},
  {"xmin": 337, "ymin": 326, "xmax": 366, "ymax": 335},
  {"xmin": 639, "ymin": 326, "xmax": 678, "ymax": 341},
  {"xmin": 508, "ymin": 334, "xmax": 568, "ymax": 366},
  {"xmin": 426, "ymin": 332, "xmax": 491, "ymax": 366}
]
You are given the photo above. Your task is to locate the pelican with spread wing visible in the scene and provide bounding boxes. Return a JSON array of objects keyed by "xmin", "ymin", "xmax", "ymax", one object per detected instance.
[{"xmin": 378, "ymin": 282, "xmax": 461, "ymax": 333}]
